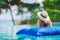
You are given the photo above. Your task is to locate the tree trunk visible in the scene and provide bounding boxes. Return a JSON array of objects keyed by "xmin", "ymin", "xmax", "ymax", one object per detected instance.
[{"xmin": 9, "ymin": 5, "xmax": 15, "ymax": 25}]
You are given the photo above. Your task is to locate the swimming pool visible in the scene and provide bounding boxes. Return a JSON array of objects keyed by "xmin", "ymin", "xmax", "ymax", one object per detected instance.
[{"xmin": 0, "ymin": 20, "xmax": 60, "ymax": 40}]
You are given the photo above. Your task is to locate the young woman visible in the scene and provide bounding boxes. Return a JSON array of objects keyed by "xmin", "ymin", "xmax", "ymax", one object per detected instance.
[{"xmin": 37, "ymin": 11, "xmax": 52, "ymax": 27}]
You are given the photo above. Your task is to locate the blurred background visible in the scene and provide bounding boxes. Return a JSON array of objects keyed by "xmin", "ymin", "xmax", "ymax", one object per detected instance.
[
  {"xmin": 0, "ymin": 0, "xmax": 60, "ymax": 40},
  {"xmin": 0, "ymin": 0, "xmax": 60, "ymax": 25}
]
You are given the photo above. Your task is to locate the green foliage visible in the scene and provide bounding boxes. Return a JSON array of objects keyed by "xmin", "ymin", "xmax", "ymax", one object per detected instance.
[
  {"xmin": 44, "ymin": 0, "xmax": 60, "ymax": 22},
  {"xmin": 30, "ymin": 18, "xmax": 37, "ymax": 24},
  {"xmin": 23, "ymin": 3, "xmax": 39, "ymax": 11},
  {"xmin": 46, "ymin": 9, "xmax": 60, "ymax": 22},
  {"xmin": 44, "ymin": 0, "xmax": 60, "ymax": 10},
  {"xmin": 30, "ymin": 0, "xmax": 60, "ymax": 24},
  {"xmin": 0, "ymin": 0, "xmax": 7, "ymax": 6}
]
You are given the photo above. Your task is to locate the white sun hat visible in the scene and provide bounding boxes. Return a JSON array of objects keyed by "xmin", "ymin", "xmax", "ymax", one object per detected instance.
[{"xmin": 37, "ymin": 11, "xmax": 50, "ymax": 22}]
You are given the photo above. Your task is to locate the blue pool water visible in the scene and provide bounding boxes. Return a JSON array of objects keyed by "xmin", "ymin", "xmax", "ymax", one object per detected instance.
[{"xmin": 0, "ymin": 20, "xmax": 60, "ymax": 40}]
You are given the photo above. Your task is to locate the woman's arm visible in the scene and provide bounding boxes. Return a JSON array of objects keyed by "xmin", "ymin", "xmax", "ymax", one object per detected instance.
[
  {"xmin": 49, "ymin": 20, "xmax": 52, "ymax": 27},
  {"xmin": 45, "ymin": 20, "xmax": 52, "ymax": 27}
]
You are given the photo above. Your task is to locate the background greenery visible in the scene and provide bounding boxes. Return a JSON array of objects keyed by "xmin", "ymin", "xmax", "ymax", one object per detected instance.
[
  {"xmin": 31, "ymin": 0, "xmax": 60, "ymax": 24},
  {"xmin": 44, "ymin": 0, "xmax": 60, "ymax": 22},
  {"xmin": 0, "ymin": 0, "xmax": 60, "ymax": 24}
]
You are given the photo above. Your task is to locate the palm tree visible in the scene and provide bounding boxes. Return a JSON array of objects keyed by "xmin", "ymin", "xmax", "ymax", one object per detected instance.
[
  {"xmin": 9, "ymin": 4, "xmax": 15, "ymax": 25},
  {"xmin": 0, "ymin": 0, "xmax": 40, "ymax": 25},
  {"xmin": 0, "ymin": 0, "xmax": 16, "ymax": 25}
]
